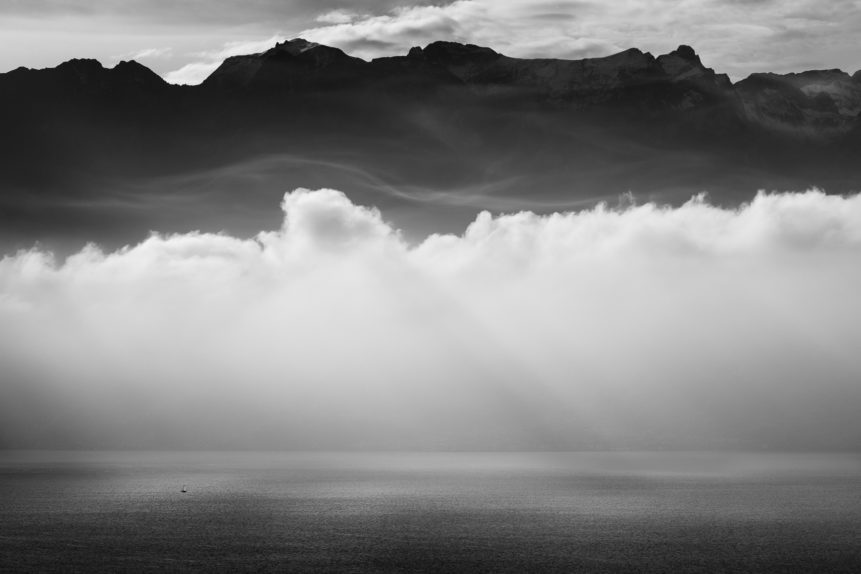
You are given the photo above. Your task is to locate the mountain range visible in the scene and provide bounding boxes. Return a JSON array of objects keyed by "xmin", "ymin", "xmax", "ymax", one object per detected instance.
[{"xmin": 2, "ymin": 39, "xmax": 860, "ymax": 251}]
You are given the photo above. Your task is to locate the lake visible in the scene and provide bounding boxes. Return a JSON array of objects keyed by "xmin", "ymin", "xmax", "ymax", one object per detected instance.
[{"xmin": 1, "ymin": 451, "xmax": 859, "ymax": 572}]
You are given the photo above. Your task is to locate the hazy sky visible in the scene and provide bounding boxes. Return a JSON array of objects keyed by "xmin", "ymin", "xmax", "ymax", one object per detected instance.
[
  {"xmin": 2, "ymin": 188, "xmax": 860, "ymax": 449},
  {"xmin": 2, "ymin": 0, "xmax": 860, "ymax": 83}
]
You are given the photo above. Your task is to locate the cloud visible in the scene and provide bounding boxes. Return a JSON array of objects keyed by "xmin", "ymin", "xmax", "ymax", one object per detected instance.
[
  {"xmin": 0, "ymin": 1, "xmax": 429, "ymax": 26},
  {"xmin": 301, "ymin": 3, "xmax": 470, "ymax": 59},
  {"xmin": 123, "ymin": 46, "xmax": 172, "ymax": 60},
  {"xmin": 163, "ymin": 61, "xmax": 223, "ymax": 85},
  {"xmin": 2, "ymin": 188, "xmax": 861, "ymax": 449},
  {"xmin": 316, "ymin": 9, "xmax": 362, "ymax": 25}
]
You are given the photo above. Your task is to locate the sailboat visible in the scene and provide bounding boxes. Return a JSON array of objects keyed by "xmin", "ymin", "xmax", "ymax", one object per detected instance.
[{"xmin": 181, "ymin": 484, "xmax": 187, "ymax": 493}]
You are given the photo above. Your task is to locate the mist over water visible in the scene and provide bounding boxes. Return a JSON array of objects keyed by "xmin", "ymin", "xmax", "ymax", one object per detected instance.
[{"xmin": 1, "ymin": 188, "xmax": 861, "ymax": 449}]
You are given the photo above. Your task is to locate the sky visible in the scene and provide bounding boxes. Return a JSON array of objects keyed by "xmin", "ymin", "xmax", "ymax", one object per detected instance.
[
  {"xmin": 2, "ymin": 188, "xmax": 860, "ymax": 449},
  {"xmin": 2, "ymin": 0, "xmax": 860, "ymax": 84}
]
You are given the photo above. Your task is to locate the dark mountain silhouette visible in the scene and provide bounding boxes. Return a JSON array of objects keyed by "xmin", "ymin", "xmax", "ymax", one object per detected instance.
[{"xmin": 1, "ymin": 39, "xmax": 859, "ymax": 251}]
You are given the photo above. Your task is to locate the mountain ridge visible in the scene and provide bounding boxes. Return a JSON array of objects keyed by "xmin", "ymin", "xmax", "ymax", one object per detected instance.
[
  {"xmin": 1, "ymin": 38, "xmax": 860, "ymax": 252},
  {"xmin": 8, "ymin": 39, "xmax": 855, "ymax": 91},
  {"xmin": 203, "ymin": 39, "xmax": 740, "ymax": 97},
  {"xmin": 7, "ymin": 37, "xmax": 858, "ymax": 136}
]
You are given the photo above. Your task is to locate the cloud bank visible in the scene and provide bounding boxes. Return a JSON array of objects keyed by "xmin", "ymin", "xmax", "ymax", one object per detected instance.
[{"xmin": 2, "ymin": 188, "xmax": 860, "ymax": 449}]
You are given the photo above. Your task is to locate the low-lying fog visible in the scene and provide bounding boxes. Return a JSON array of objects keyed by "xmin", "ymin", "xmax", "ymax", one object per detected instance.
[{"xmin": 1, "ymin": 188, "xmax": 859, "ymax": 449}]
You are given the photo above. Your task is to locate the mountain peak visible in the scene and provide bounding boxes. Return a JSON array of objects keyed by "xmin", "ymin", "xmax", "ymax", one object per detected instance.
[
  {"xmin": 204, "ymin": 37, "xmax": 364, "ymax": 89},
  {"xmin": 271, "ymin": 38, "xmax": 321, "ymax": 56},
  {"xmin": 51, "ymin": 58, "xmax": 109, "ymax": 86},
  {"xmin": 262, "ymin": 37, "xmax": 359, "ymax": 66},
  {"xmin": 655, "ymin": 44, "xmax": 730, "ymax": 89},
  {"xmin": 409, "ymin": 41, "xmax": 499, "ymax": 63},
  {"xmin": 112, "ymin": 60, "xmax": 166, "ymax": 87},
  {"xmin": 657, "ymin": 45, "xmax": 704, "ymax": 70},
  {"xmin": 673, "ymin": 45, "xmax": 699, "ymax": 63},
  {"xmin": 57, "ymin": 58, "xmax": 105, "ymax": 74}
]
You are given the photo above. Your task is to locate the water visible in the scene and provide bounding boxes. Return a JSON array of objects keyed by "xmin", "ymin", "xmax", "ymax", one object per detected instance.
[{"xmin": 1, "ymin": 451, "xmax": 860, "ymax": 572}]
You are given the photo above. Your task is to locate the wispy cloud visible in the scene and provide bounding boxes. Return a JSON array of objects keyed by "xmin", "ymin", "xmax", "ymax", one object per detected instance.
[
  {"xmin": 120, "ymin": 46, "xmax": 172, "ymax": 61},
  {"xmin": 2, "ymin": 188, "xmax": 860, "ymax": 449},
  {"xmin": 316, "ymin": 9, "xmax": 362, "ymax": 25}
]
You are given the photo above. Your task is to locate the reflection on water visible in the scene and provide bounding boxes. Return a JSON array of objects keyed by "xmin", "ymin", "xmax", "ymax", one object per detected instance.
[{"xmin": 2, "ymin": 451, "xmax": 860, "ymax": 572}]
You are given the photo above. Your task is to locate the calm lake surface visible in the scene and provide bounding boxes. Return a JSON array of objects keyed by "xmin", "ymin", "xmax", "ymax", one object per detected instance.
[{"xmin": 1, "ymin": 451, "xmax": 860, "ymax": 572}]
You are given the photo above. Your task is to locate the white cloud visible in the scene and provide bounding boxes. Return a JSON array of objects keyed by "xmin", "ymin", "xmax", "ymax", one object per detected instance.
[
  {"xmin": 316, "ymin": 9, "xmax": 361, "ymax": 25},
  {"xmin": 124, "ymin": 46, "xmax": 172, "ymax": 61},
  {"xmin": 300, "ymin": 1, "xmax": 485, "ymax": 60},
  {"xmin": 163, "ymin": 61, "xmax": 224, "ymax": 85},
  {"xmin": 2, "ymin": 188, "xmax": 861, "ymax": 449}
]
